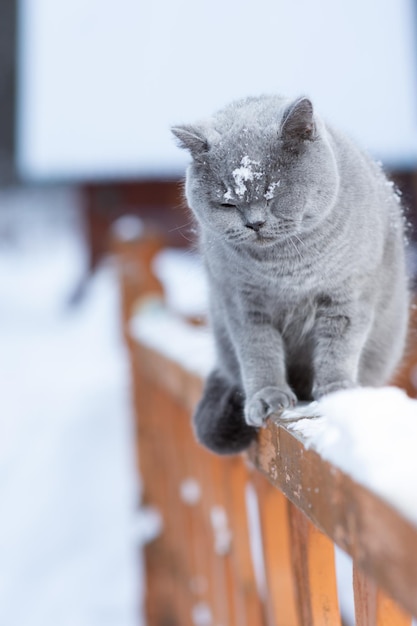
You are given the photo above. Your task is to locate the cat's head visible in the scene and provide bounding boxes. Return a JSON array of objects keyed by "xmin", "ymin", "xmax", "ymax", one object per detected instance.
[{"xmin": 172, "ymin": 96, "xmax": 339, "ymax": 248}]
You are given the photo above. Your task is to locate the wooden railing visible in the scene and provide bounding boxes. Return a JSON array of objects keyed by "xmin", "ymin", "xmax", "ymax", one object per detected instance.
[{"xmin": 112, "ymin": 224, "xmax": 417, "ymax": 626}]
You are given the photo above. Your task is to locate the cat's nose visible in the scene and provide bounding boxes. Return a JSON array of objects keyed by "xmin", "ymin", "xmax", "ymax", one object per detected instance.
[{"xmin": 245, "ymin": 219, "xmax": 266, "ymax": 232}]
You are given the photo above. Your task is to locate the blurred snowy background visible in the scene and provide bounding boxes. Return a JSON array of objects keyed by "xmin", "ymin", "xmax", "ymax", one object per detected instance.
[
  {"xmin": 0, "ymin": 187, "xmax": 145, "ymax": 626},
  {"xmin": 1, "ymin": 0, "xmax": 417, "ymax": 625},
  {"xmin": 16, "ymin": 0, "xmax": 417, "ymax": 179}
]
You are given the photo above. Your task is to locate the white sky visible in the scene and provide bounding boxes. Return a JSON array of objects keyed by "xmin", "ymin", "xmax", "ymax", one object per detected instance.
[{"xmin": 18, "ymin": 0, "xmax": 417, "ymax": 180}]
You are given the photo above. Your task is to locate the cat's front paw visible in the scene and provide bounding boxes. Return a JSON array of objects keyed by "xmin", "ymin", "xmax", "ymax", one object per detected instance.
[
  {"xmin": 245, "ymin": 386, "xmax": 297, "ymax": 428},
  {"xmin": 313, "ymin": 379, "xmax": 356, "ymax": 399}
]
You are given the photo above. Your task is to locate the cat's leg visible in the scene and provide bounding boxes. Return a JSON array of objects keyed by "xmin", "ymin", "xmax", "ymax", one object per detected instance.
[
  {"xmin": 312, "ymin": 300, "xmax": 373, "ymax": 399},
  {"xmin": 235, "ymin": 325, "xmax": 297, "ymax": 427},
  {"xmin": 193, "ymin": 369, "xmax": 257, "ymax": 454},
  {"xmin": 209, "ymin": 294, "xmax": 295, "ymax": 429}
]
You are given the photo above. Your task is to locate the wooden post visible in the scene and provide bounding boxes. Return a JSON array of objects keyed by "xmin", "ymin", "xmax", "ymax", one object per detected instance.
[
  {"xmin": 252, "ymin": 474, "xmax": 300, "ymax": 626},
  {"xmin": 224, "ymin": 458, "xmax": 267, "ymax": 626},
  {"xmin": 353, "ymin": 566, "xmax": 412, "ymax": 626},
  {"xmin": 353, "ymin": 566, "xmax": 377, "ymax": 626},
  {"xmin": 376, "ymin": 590, "xmax": 412, "ymax": 626},
  {"xmin": 288, "ymin": 503, "xmax": 341, "ymax": 626}
]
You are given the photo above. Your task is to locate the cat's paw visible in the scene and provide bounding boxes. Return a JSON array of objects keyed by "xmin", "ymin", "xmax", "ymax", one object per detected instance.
[
  {"xmin": 313, "ymin": 379, "xmax": 356, "ymax": 400},
  {"xmin": 245, "ymin": 386, "xmax": 297, "ymax": 427}
]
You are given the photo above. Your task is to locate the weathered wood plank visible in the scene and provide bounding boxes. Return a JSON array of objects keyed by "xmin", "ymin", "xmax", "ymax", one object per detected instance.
[
  {"xmin": 224, "ymin": 458, "xmax": 267, "ymax": 626},
  {"xmin": 353, "ymin": 566, "xmax": 377, "ymax": 626},
  {"xmin": 288, "ymin": 502, "xmax": 341, "ymax": 626},
  {"xmin": 135, "ymin": 342, "xmax": 417, "ymax": 620},
  {"xmin": 252, "ymin": 422, "xmax": 417, "ymax": 619},
  {"xmin": 354, "ymin": 566, "xmax": 412, "ymax": 626},
  {"xmin": 178, "ymin": 405, "xmax": 232, "ymax": 626},
  {"xmin": 112, "ymin": 230, "xmax": 164, "ymax": 339},
  {"xmin": 201, "ymin": 452, "xmax": 240, "ymax": 625},
  {"xmin": 136, "ymin": 381, "xmax": 186, "ymax": 625},
  {"xmin": 252, "ymin": 474, "xmax": 300, "ymax": 626},
  {"xmin": 376, "ymin": 589, "xmax": 412, "ymax": 626},
  {"xmin": 136, "ymin": 340, "xmax": 417, "ymax": 620}
]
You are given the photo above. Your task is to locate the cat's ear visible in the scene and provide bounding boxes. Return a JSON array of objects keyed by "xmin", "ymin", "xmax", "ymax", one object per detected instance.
[
  {"xmin": 281, "ymin": 97, "xmax": 315, "ymax": 143},
  {"xmin": 171, "ymin": 125, "xmax": 209, "ymax": 158}
]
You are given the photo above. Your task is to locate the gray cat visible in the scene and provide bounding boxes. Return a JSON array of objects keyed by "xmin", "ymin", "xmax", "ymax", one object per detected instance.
[{"xmin": 172, "ymin": 95, "xmax": 409, "ymax": 454}]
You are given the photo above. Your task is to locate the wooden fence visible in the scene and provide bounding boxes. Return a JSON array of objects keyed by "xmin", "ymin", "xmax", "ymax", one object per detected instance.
[{"xmin": 112, "ymin": 224, "xmax": 417, "ymax": 626}]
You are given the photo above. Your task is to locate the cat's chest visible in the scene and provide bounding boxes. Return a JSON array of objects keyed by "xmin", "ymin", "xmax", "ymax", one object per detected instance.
[
  {"xmin": 245, "ymin": 258, "xmax": 325, "ymax": 302},
  {"xmin": 274, "ymin": 296, "xmax": 317, "ymax": 338},
  {"xmin": 236, "ymin": 271, "xmax": 319, "ymax": 336},
  {"xmin": 263, "ymin": 281, "xmax": 317, "ymax": 333}
]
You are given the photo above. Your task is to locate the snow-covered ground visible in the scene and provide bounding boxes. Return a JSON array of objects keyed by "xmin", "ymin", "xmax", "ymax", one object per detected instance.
[{"xmin": 0, "ymin": 187, "xmax": 144, "ymax": 626}]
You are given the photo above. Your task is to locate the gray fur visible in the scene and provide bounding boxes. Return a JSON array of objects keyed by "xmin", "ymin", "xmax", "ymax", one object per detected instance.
[{"xmin": 172, "ymin": 95, "xmax": 409, "ymax": 454}]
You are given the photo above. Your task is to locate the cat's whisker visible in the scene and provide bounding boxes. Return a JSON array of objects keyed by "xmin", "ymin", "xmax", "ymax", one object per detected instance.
[
  {"xmin": 166, "ymin": 219, "xmax": 199, "ymax": 245},
  {"xmin": 289, "ymin": 235, "xmax": 302, "ymax": 259},
  {"xmin": 176, "ymin": 229, "xmax": 197, "ymax": 244},
  {"xmin": 293, "ymin": 233, "xmax": 306, "ymax": 250},
  {"xmin": 168, "ymin": 219, "xmax": 194, "ymax": 232}
]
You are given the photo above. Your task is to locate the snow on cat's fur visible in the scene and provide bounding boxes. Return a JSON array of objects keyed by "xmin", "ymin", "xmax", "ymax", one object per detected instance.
[{"xmin": 172, "ymin": 95, "xmax": 409, "ymax": 454}]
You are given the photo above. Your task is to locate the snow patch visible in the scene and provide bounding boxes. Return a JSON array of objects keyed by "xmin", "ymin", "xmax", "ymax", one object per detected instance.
[
  {"xmin": 131, "ymin": 305, "xmax": 215, "ymax": 377},
  {"xmin": 232, "ymin": 156, "xmax": 263, "ymax": 198},
  {"xmin": 134, "ymin": 506, "xmax": 163, "ymax": 544},
  {"xmin": 245, "ymin": 482, "xmax": 267, "ymax": 600},
  {"xmin": 210, "ymin": 506, "xmax": 232, "ymax": 555},
  {"xmin": 264, "ymin": 180, "xmax": 281, "ymax": 200},
  {"xmin": 288, "ymin": 387, "xmax": 417, "ymax": 525},
  {"xmin": 192, "ymin": 602, "xmax": 213, "ymax": 626},
  {"xmin": 180, "ymin": 478, "xmax": 202, "ymax": 506},
  {"xmin": 112, "ymin": 215, "xmax": 144, "ymax": 242},
  {"xmin": 153, "ymin": 248, "xmax": 208, "ymax": 319}
]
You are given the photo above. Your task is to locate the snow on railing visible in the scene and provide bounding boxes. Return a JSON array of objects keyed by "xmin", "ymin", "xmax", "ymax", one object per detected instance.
[{"xmin": 113, "ymin": 224, "xmax": 417, "ymax": 626}]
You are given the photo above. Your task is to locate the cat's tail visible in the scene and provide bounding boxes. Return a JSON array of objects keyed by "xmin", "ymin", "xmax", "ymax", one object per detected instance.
[{"xmin": 193, "ymin": 370, "xmax": 257, "ymax": 455}]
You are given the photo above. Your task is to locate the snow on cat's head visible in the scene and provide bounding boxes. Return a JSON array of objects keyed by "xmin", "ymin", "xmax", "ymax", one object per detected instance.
[{"xmin": 172, "ymin": 95, "xmax": 339, "ymax": 247}]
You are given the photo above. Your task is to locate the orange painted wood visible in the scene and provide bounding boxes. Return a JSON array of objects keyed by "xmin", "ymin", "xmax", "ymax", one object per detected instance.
[
  {"xmin": 159, "ymin": 364, "xmax": 237, "ymax": 626},
  {"xmin": 202, "ymin": 452, "xmax": 241, "ymax": 626},
  {"xmin": 376, "ymin": 589, "xmax": 412, "ymax": 626},
  {"xmin": 354, "ymin": 566, "xmax": 412, "ymax": 626},
  {"xmin": 251, "ymin": 424, "xmax": 417, "ymax": 619},
  {"xmin": 136, "ymin": 382, "xmax": 185, "ymax": 625},
  {"xmin": 252, "ymin": 473, "xmax": 300, "ymax": 626},
  {"xmin": 152, "ymin": 388, "xmax": 190, "ymax": 624},
  {"xmin": 157, "ymin": 386, "xmax": 196, "ymax": 626},
  {"xmin": 174, "ymin": 392, "xmax": 226, "ymax": 626},
  {"xmin": 224, "ymin": 459, "xmax": 266, "ymax": 626},
  {"xmin": 306, "ymin": 527, "xmax": 341, "ymax": 626},
  {"xmin": 133, "ymin": 339, "xmax": 417, "ymax": 622},
  {"xmin": 288, "ymin": 502, "xmax": 341, "ymax": 626},
  {"xmin": 353, "ymin": 566, "xmax": 377, "ymax": 626},
  {"xmin": 112, "ymin": 228, "xmax": 164, "ymax": 328},
  {"xmin": 135, "ymin": 345, "xmax": 219, "ymax": 625},
  {"xmin": 130, "ymin": 332, "xmax": 195, "ymax": 621}
]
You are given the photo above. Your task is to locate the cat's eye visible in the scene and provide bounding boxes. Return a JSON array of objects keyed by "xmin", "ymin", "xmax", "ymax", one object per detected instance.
[{"xmin": 220, "ymin": 202, "xmax": 237, "ymax": 208}]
